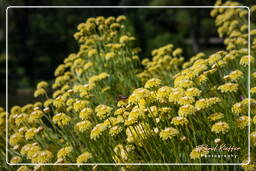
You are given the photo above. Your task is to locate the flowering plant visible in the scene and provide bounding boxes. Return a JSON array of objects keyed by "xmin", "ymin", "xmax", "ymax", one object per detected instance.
[{"xmin": 1, "ymin": 0, "xmax": 256, "ymax": 170}]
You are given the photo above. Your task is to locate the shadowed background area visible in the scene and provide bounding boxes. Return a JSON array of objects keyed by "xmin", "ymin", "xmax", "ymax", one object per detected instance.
[{"xmin": 0, "ymin": 0, "xmax": 254, "ymax": 108}]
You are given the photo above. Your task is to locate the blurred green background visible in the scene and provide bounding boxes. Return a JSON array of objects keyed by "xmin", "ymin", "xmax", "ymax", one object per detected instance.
[{"xmin": 0, "ymin": 0, "xmax": 254, "ymax": 107}]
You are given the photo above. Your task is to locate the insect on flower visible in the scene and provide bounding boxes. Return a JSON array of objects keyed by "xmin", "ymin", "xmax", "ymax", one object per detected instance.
[{"xmin": 116, "ymin": 95, "xmax": 128, "ymax": 102}]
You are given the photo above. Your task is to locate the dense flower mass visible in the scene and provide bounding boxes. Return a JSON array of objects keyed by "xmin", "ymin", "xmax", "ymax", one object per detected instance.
[{"xmin": 1, "ymin": 1, "xmax": 256, "ymax": 170}]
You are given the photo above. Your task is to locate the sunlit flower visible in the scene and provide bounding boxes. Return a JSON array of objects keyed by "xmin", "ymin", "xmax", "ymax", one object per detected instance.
[
  {"xmin": 232, "ymin": 102, "xmax": 246, "ymax": 115},
  {"xmin": 73, "ymin": 100, "xmax": 89, "ymax": 112},
  {"xmin": 90, "ymin": 123, "xmax": 108, "ymax": 140},
  {"xmin": 74, "ymin": 120, "xmax": 93, "ymax": 132},
  {"xmin": 105, "ymin": 52, "xmax": 115, "ymax": 60},
  {"xmin": 211, "ymin": 121, "xmax": 230, "ymax": 134},
  {"xmin": 37, "ymin": 81, "xmax": 48, "ymax": 89},
  {"xmin": 28, "ymin": 110, "xmax": 44, "ymax": 123},
  {"xmin": 32, "ymin": 150, "xmax": 53, "ymax": 163},
  {"xmin": 218, "ymin": 83, "xmax": 239, "ymax": 93},
  {"xmin": 109, "ymin": 125, "xmax": 123, "ymax": 136},
  {"xmin": 240, "ymin": 55, "xmax": 255, "ymax": 66},
  {"xmin": 10, "ymin": 156, "xmax": 22, "ymax": 163},
  {"xmin": 185, "ymin": 87, "xmax": 201, "ymax": 97},
  {"xmin": 251, "ymin": 87, "xmax": 256, "ymax": 95},
  {"xmin": 116, "ymin": 15, "xmax": 127, "ymax": 22},
  {"xmin": 52, "ymin": 113, "xmax": 71, "ymax": 127},
  {"xmin": 177, "ymin": 96, "xmax": 195, "ymax": 105},
  {"xmin": 169, "ymin": 88, "xmax": 185, "ymax": 104},
  {"xmin": 195, "ymin": 97, "xmax": 221, "ymax": 110},
  {"xmin": 156, "ymin": 86, "xmax": 172, "ymax": 103},
  {"xmin": 171, "ymin": 116, "xmax": 189, "ymax": 126},
  {"xmin": 178, "ymin": 104, "xmax": 197, "ymax": 117},
  {"xmin": 144, "ymin": 78, "xmax": 161, "ymax": 89},
  {"xmin": 226, "ymin": 70, "xmax": 243, "ymax": 81},
  {"xmin": 125, "ymin": 106, "xmax": 145, "ymax": 125},
  {"xmin": 95, "ymin": 104, "xmax": 112, "ymax": 119},
  {"xmin": 160, "ymin": 127, "xmax": 179, "ymax": 140},
  {"xmin": 25, "ymin": 128, "xmax": 38, "ymax": 140},
  {"xmin": 79, "ymin": 108, "xmax": 93, "ymax": 120},
  {"xmin": 34, "ymin": 88, "xmax": 47, "ymax": 97},
  {"xmin": 190, "ymin": 145, "xmax": 209, "ymax": 159},
  {"xmin": 57, "ymin": 146, "xmax": 73, "ymax": 159},
  {"xmin": 236, "ymin": 116, "xmax": 250, "ymax": 129},
  {"xmin": 77, "ymin": 151, "xmax": 92, "ymax": 163}
]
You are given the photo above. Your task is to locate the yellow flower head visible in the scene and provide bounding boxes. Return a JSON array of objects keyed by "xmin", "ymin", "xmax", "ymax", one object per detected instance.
[
  {"xmin": 83, "ymin": 62, "xmax": 93, "ymax": 71},
  {"xmin": 74, "ymin": 120, "xmax": 93, "ymax": 133},
  {"xmin": 172, "ymin": 48, "xmax": 183, "ymax": 57},
  {"xmin": 105, "ymin": 52, "xmax": 115, "ymax": 60},
  {"xmin": 20, "ymin": 143, "xmax": 41, "ymax": 157},
  {"xmin": 190, "ymin": 145, "xmax": 209, "ymax": 159},
  {"xmin": 232, "ymin": 102, "xmax": 246, "ymax": 115},
  {"xmin": 195, "ymin": 97, "xmax": 221, "ymax": 110},
  {"xmin": 10, "ymin": 156, "xmax": 22, "ymax": 164},
  {"xmin": 251, "ymin": 87, "xmax": 256, "ymax": 95},
  {"xmin": 185, "ymin": 87, "xmax": 201, "ymax": 97},
  {"xmin": 32, "ymin": 150, "xmax": 53, "ymax": 163},
  {"xmin": 178, "ymin": 104, "xmax": 197, "ymax": 117},
  {"xmin": 88, "ymin": 49, "xmax": 97, "ymax": 58},
  {"xmin": 79, "ymin": 107, "xmax": 93, "ymax": 120},
  {"xmin": 116, "ymin": 15, "xmax": 127, "ymax": 22},
  {"xmin": 177, "ymin": 96, "xmax": 195, "ymax": 105},
  {"xmin": 73, "ymin": 100, "xmax": 89, "ymax": 112},
  {"xmin": 34, "ymin": 88, "xmax": 47, "ymax": 97},
  {"xmin": 76, "ymin": 151, "xmax": 92, "ymax": 163},
  {"xmin": 157, "ymin": 86, "xmax": 172, "ymax": 103},
  {"xmin": 169, "ymin": 88, "xmax": 185, "ymax": 104},
  {"xmin": 28, "ymin": 110, "xmax": 44, "ymax": 123},
  {"xmin": 9, "ymin": 133, "xmax": 23, "ymax": 146},
  {"xmin": 15, "ymin": 113, "xmax": 28, "ymax": 126},
  {"xmin": 240, "ymin": 55, "xmax": 255, "ymax": 66},
  {"xmin": 224, "ymin": 70, "xmax": 243, "ymax": 81},
  {"xmin": 109, "ymin": 125, "xmax": 123, "ymax": 136},
  {"xmin": 208, "ymin": 53, "xmax": 221, "ymax": 65},
  {"xmin": 241, "ymin": 98, "xmax": 256, "ymax": 114},
  {"xmin": 171, "ymin": 116, "xmax": 189, "ymax": 126},
  {"xmin": 218, "ymin": 83, "xmax": 239, "ymax": 93},
  {"xmin": 125, "ymin": 106, "xmax": 145, "ymax": 125},
  {"xmin": 105, "ymin": 16, "xmax": 115, "ymax": 25},
  {"xmin": 95, "ymin": 104, "xmax": 112, "ymax": 119},
  {"xmin": 119, "ymin": 35, "xmax": 135, "ymax": 44},
  {"xmin": 236, "ymin": 115, "xmax": 249, "ymax": 129},
  {"xmin": 25, "ymin": 128, "xmax": 38, "ymax": 140},
  {"xmin": 90, "ymin": 123, "xmax": 108, "ymax": 140},
  {"xmin": 36, "ymin": 81, "xmax": 48, "ymax": 89},
  {"xmin": 211, "ymin": 121, "xmax": 230, "ymax": 134},
  {"xmin": 144, "ymin": 78, "xmax": 161, "ymax": 89},
  {"xmin": 57, "ymin": 146, "xmax": 73, "ymax": 159},
  {"xmin": 52, "ymin": 113, "xmax": 71, "ymax": 127},
  {"xmin": 128, "ymin": 88, "xmax": 151, "ymax": 104},
  {"xmin": 110, "ymin": 23, "xmax": 121, "ymax": 30},
  {"xmin": 160, "ymin": 127, "xmax": 179, "ymax": 140},
  {"xmin": 175, "ymin": 79, "xmax": 194, "ymax": 88}
]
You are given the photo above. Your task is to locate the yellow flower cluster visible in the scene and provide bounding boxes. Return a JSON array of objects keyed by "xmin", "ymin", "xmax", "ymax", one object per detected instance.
[
  {"xmin": 138, "ymin": 44, "xmax": 184, "ymax": 84},
  {"xmin": 3, "ymin": 2, "xmax": 256, "ymax": 169}
]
